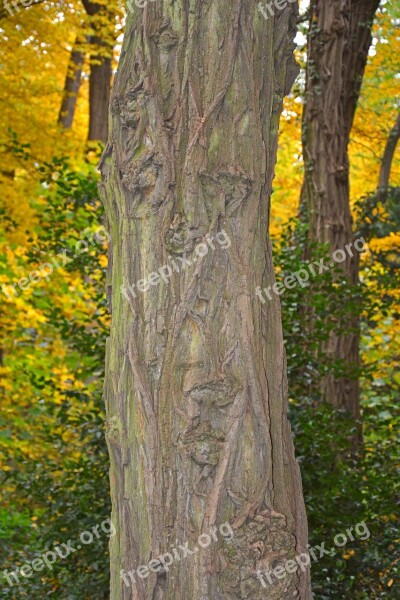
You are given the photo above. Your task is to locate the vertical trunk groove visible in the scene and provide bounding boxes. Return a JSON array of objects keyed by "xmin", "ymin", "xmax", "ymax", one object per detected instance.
[{"xmin": 100, "ymin": 2, "xmax": 311, "ymax": 599}]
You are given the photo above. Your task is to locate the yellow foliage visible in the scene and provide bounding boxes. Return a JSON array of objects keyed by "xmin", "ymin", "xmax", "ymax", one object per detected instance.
[{"xmin": 369, "ymin": 232, "xmax": 400, "ymax": 253}]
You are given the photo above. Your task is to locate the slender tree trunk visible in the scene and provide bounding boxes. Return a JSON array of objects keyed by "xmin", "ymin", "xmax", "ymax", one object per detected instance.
[
  {"xmin": 82, "ymin": 0, "xmax": 115, "ymax": 143},
  {"xmin": 88, "ymin": 51, "xmax": 112, "ymax": 143},
  {"xmin": 377, "ymin": 112, "xmax": 400, "ymax": 202},
  {"xmin": 58, "ymin": 35, "xmax": 86, "ymax": 130},
  {"xmin": 100, "ymin": 2, "xmax": 311, "ymax": 599},
  {"xmin": 300, "ymin": 0, "xmax": 379, "ymax": 419}
]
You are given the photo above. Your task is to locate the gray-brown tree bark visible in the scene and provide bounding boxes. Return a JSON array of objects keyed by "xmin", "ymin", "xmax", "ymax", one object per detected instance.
[
  {"xmin": 300, "ymin": 0, "xmax": 379, "ymax": 420},
  {"xmin": 100, "ymin": 2, "xmax": 311, "ymax": 599}
]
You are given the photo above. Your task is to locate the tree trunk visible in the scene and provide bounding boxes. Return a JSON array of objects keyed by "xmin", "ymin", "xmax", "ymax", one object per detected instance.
[
  {"xmin": 88, "ymin": 51, "xmax": 113, "ymax": 143},
  {"xmin": 377, "ymin": 111, "xmax": 400, "ymax": 202},
  {"xmin": 58, "ymin": 35, "xmax": 86, "ymax": 130},
  {"xmin": 300, "ymin": 0, "xmax": 379, "ymax": 419},
  {"xmin": 82, "ymin": 0, "xmax": 115, "ymax": 143},
  {"xmin": 100, "ymin": 3, "xmax": 311, "ymax": 599}
]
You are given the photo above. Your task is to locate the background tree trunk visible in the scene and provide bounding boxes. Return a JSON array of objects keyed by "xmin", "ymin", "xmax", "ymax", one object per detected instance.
[
  {"xmin": 300, "ymin": 0, "xmax": 379, "ymax": 419},
  {"xmin": 88, "ymin": 53, "xmax": 112, "ymax": 143},
  {"xmin": 377, "ymin": 112, "xmax": 400, "ymax": 202},
  {"xmin": 82, "ymin": 0, "xmax": 116, "ymax": 143},
  {"xmin": 100, "ymin": 2, "xmax": 311, "ymax": 599},
  {"xmin": 58, "ymin": 35, "xmax": 86, "ymax": 130}
]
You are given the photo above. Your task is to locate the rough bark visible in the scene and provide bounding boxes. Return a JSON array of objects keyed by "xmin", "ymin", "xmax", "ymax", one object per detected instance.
[
  {"xmin": 377, "ymin": 112, "xmax": 400, "ymax": 202},
  {"xmin": 300, "ymin": 0, "xmax": 379, "ymax": 419},
  {"xmin": 100, "ymin": 2, "xmax": 311, "ymax": 599},
  {"xmin": 58, "ymin": 35, "xmax": 87, "ymax": 130}
]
